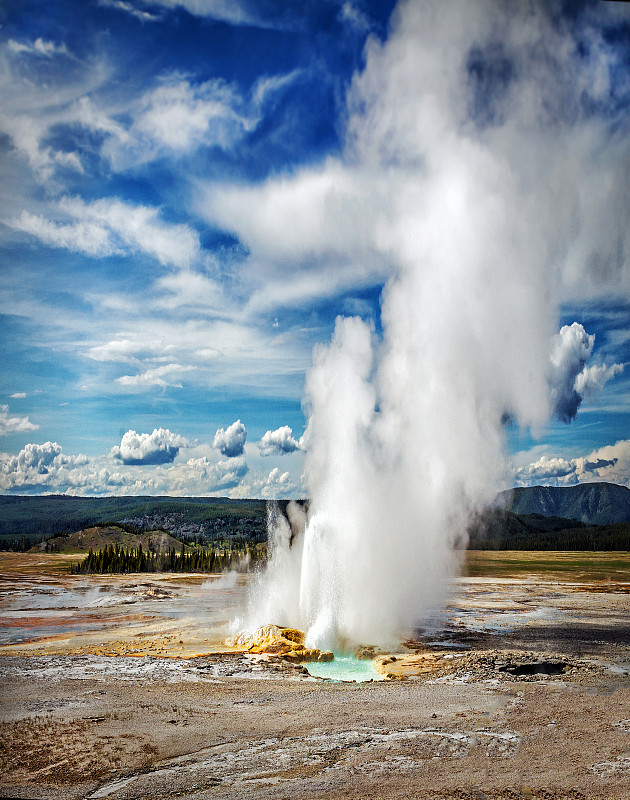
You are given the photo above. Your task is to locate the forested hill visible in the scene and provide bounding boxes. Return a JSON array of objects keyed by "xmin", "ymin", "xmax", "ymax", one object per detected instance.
[
  {"xmin": 0, "ymin": 484, "xmax": 629, "ymax": 551},
  {"xmin": 501, "ymin": 482, "xmax": 630, "ymax": 525},
  {"xmin": 0, "ymin": 495, "xmax": 267, "ymax": 543}
]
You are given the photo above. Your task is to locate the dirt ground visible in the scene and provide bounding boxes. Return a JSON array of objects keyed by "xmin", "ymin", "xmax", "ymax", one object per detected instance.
[{"xmin": 1, "ymin": 552, "xmax": 629, "ymax": 800}]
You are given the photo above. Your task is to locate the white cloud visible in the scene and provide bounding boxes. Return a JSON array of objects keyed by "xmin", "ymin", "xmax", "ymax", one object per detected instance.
[
  {"xmin": 9, "ymin": 393, "xmax": 27, "ymax": 399},
  {"xmin": 98, "ymin": 0, "xmax": 162, "ymax": 22},
  {"xmin": 0, "ymin": 38, "xmax": 108, "ymax": 184},
  {"xmin": 339, "ymin": 2, "xmax": 371, "ymax": 33},
  {"xmin": 112, "ymin": 427, "xmax": 190, "ymax": 465},
  {"xmin": 514, "ymin": 455, "xmax": 577, "ymax": 484},
  {"xmin": 0, "ymin": 440, "xmax": 253, "ymax": 496},
  {"xmin": 574, "ymin": 362, "xmax": 625, "ymax": 398},
  {"xmin": 6, "ymin": 197, "xmax": 202, "ymax": 269},
  {"xmin": 198, "ymin": 3, "xmax": 630, "ymax": 325},
  {"xmin": 0, "ymin": 442, "xmax": 88, "ymax": 490},
  {"xmin": 116, "ymin": 364, "xmax": 194, "ymax": 389},
  {"xmin": 87, "ymin": 339, "xmax": 140, "ymax": 364},
  {"xmin": 258, "ymin": 425, "xmax": 303, "ymax": 456},
  {"xmin": 0, "ymin": 35, "xmax": 293, "ymax": 193},
  {"xmin": 154, "ymin": 270, "xmax": 224, "ymax": 313},
  {"xmin": 253, "ymin": 466, "xmax": 294, "ymax": 499},
  {"xmin": 200, "ymin": 161, "xmax": 390, "ymax": 312},
  {"xmin": 130, "ymin": 0, "xmax": 289, "ymax": 28},
  {"xmin": 0, "ymin": 431, "xmax": 308, "ymax": 496},
  {"xmin": 213, "ymin": 419, "xmax": 247, "ymax": 458},
  {"xmin": 98, "ymin": 70, "xmax": 300, "ymax": 170},
  {"xmin": 133, "ymin": 79, "xmax": 250, "ymax": 151},
  {"xmin": 7, "ymin": 39, "xmax": 70, "ymax": 58},
  {"xmin": 171, "ymin": 455, "xmax": 249, "ymax": 493},
  {"xmin": 8, "ymin": 209, "xmax": 115, "ymax": 257},
  {"xmin": 550, "ymin": 323, "xmax": 624, "ymax": 422},
  {"xmin": 74, "ymin": 314, "xmax": 311, "ymax": 402},
  {"xmin": 513, "ymin": 439, "xmax": 630, "ymax": 488},
  {"xmin": 0, "ymin": 405, "xmax": 38, "ymax": 436}
]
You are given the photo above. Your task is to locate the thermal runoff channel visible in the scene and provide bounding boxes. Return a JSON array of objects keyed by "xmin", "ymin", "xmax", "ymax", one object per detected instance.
[{"xmin": 237, "ymin": 0, "xmax": 630, "ymax": 651}]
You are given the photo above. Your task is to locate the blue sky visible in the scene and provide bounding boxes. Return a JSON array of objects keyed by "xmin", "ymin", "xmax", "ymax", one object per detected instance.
[{"xmin": 0, "ymin": 0, "xmax": 629, "ymax": 497}]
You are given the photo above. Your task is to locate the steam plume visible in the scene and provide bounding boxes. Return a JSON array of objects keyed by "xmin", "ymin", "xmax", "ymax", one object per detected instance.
[{"xmin": 239, "ymin": 0, "xmax": 630, "ymax": 649}]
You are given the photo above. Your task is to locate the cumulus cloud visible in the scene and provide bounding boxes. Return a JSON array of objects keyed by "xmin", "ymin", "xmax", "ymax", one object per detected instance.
[
  {"xmin": 514, "ymin": 455, "xmax": 577, "ymax": 484},
  {"xmin": 550, "ymin": 323, "xmax": 624, "ymax": 422},
  {"xmin": 9, "ymin": 393, "xmax": 27, "ymax": 399},
  {"xmin": 0, "ymin": 441, "xmax": 253, "ymax": 496},
  {"xmin": 174, "ymin": 455, "xmax": 249, "ymax": 492},
  {"xmin": 0, "ymin": 405, "xmax": 38, "ymax": 436},
  {"xmin": 0, "ymin": 442, "xmax": 88, "ymax": 490},
  {"xmin": 258, "ymin": 425, "xmax": 303, "ymax": 456},
  {"xmin": 514, "ymin": 439, "xmax": 630, "ymax": 488},
  {"xmin": 213, "ymin": 420, "xmax": 247, "ymax": 458},
  {"xmin": 112, "ymin": 428, "xmax": 190, "ymax": 465},
  {"xmin": 0, "ymin": 448, "xmax": 109, "ymax": 494},
  {"xmin": 6, "ymin": 197, "xmax": 202, "ymax": 269},
  {"xmin": 252, "ymin": 466, "xmax": 294, "ymax": 499}
]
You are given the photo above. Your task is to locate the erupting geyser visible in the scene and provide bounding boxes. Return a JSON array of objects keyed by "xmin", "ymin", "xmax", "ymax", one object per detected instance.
[{"xmin": 235, "ymin": 0, "xmax": 630, "ymax": 651}]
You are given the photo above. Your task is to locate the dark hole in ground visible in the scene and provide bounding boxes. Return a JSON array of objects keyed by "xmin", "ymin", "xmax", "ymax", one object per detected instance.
[{"xmin": 499, "ymin": 661, "xmax": 567, "ymax": 676}]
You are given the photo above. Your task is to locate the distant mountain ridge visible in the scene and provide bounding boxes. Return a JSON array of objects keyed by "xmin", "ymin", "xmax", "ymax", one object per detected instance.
[
  {"xmin": 0, "ymin": 484, "xmax": 629, "ymax": 551},
  {"xmin": 500, "ymin": 482, "xmax": 630, "ymax": 526}
]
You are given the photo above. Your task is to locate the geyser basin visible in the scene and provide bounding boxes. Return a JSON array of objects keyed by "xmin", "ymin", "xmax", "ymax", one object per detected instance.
[{"xmin": 305, "ymin": 655, "xmax": 385, "ymax": 682}]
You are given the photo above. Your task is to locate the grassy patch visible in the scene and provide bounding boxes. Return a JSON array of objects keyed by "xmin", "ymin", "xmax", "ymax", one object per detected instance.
[{"xmin": 465, "ymin": 550, "xmax": 630, "ymax": 582}]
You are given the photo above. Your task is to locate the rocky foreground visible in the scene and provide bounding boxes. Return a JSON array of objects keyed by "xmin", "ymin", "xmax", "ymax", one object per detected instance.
[
  {"xmin": 2, "ymin": 553, "xmax": 629, "ymax": 798},
  {"xmin": 1, "ymin": 641, "xmax": 629, "ymax": 800}
]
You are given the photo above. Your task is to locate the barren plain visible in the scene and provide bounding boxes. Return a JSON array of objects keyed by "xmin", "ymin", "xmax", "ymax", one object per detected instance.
[{"xmin": 1, "ymin": 551, "xmax": 629, "ymax": 800}]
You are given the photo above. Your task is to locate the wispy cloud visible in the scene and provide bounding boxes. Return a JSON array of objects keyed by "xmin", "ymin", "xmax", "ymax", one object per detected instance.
[
  {"xmin": 1, "ymin": 29, "xmax": 300, "ymax": 195},
  {"xmin": 124, "ymin": 0, "xmax": 295, "ymax": 29},
  {"xmin": 97, "ymin": 70, "xmax": 302, "ymax": 170},
  {"xmin": 116, "ymin": 364, "xmax": 194, "ymax": 389},
  {"xmin": 0, "ymin": 38, "xmax": 110, "ymax": 184},
  {"xmin": 98, "ymin": 0, "xmax": 162, "ymax": 22},
  {"xmin": 6, "ymin": 197, "xmax": 202, "ymax": 269},
  {"xmin": 7, "ymin": 38, "xmax": 70, "ymax": 58},
  {"xmin": 339, "ymin": 2, "xmax": 371, "ymax": 34}
]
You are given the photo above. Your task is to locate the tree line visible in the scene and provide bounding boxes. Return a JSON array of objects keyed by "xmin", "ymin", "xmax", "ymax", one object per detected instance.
[
  {"xmin": 467, "ymin": 518, "xmax": 630, "ymax": 551},
  {"xmin": 70, "ymin": 542, "xmax": 263, "ymax": 574}
]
